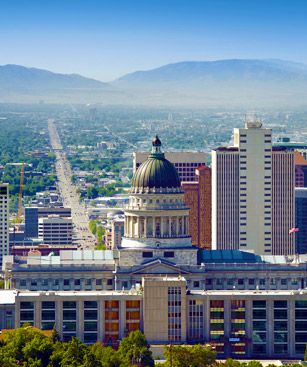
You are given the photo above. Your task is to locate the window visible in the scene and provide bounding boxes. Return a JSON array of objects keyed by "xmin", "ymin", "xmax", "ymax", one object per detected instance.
[
  {"xmin": 96, "ymin": 279, "xmax": 102, "ymax": 286},
  {"xmin": 142, "ymin": 251, "xmax": 153, "ymax": 258},
  {"xmin": 193, "ymin": 281, "xmax": 200, "ymax": 288},
  {"xmin": 249, "ymin": 279, "xmax": 255, "ymax": 285},
  {"xmin": 74, "ymin": 279, "xmax": 81, "ymax": 286},
  {"xmin": 164, "ymin": 251, "xmax": 174, "ymax": 258},
  {"xmin": 64, "ymin": 279, "xmax": 70, "ymax": 286},
  {"xmin": 107, "ymin": 279, "xmax": 113, "ymax": 286}
]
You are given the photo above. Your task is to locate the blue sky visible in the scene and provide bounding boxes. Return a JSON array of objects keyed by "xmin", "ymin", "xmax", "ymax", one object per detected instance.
[{"xmin": 0, "ymin": 0, "xmax": 307, "ymax": 81}]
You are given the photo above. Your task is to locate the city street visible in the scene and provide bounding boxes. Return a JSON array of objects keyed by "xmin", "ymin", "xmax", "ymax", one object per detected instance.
[{"xmin": 48, "ymin": 119, "xmax": 96, "ymax": 248}]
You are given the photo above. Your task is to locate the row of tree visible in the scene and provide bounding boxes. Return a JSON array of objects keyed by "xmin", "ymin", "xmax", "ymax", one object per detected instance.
[{"xmin": 1, "ymin": 325, "xmax": 306, "ymax": 367}]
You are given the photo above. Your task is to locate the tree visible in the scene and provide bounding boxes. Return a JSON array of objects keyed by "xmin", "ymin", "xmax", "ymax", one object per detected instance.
[
  {"xmin": 117, "ymin": 330, "xmax": 154, "ymax": 367},
  {"xmin": 0, "ymin": 325, "xmax": 53, "ymax": 367},
  {"xmin": 163, "ymin": 344, "xmax": 216, "ymax": 367},
  {"xmin": 89, "ymin": 220, "xmax": 97, "ymax": 235}
]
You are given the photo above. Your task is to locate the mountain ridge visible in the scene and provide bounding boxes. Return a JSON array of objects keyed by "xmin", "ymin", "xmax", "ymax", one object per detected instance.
[{"xmin": 1, "ymin": 59, "xmax": 307, "ymax": 107}]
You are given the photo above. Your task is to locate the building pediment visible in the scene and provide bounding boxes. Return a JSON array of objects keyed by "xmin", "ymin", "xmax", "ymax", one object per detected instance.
[{"xmin": 131, "ymin": 258, "xmax": 189, "ymax": 275}]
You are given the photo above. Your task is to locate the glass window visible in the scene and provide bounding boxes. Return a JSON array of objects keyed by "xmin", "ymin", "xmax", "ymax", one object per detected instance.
[
  {"xmin": 41, "ymin": 322, "xmax": 55, "ymax": 330},
  {"xmin": 253, "ymin": 321, "xmax": 266, "ymax": 331},
  {"xmin": 84, "ymin": 333, "xmax": 97, "ymax": 343},
  {"xmin": 63, "ymin": 310, "xmax": 76, "ymax": 320},
  {"xmin": 74, "ymin": 279, "xmax": 81, "ymax": 286},
  {"xmin": 63, "ymin": 301, "xmax": 76, "ymax": 309},
  {"xmin": 296, "ymin": 309, "xmax": 307, "ymax": 319},
  {"xmin": 274, "ymin": 344, "xmax": 288, "ymax": 354},
  {"xmin": 42, "ymin": 302, "xmax": 55, "ymax": 309},
  {"xmin": 274, "ymin": 309, "xmax": 287, "ymax": 319},
  {"xmin": 96, "ymin": 279, "xmax": 102, "ymax": 286},
  {"xmin": 296, "ymin": 333, "xmax": 307, "ymax": 342},
  {"xmin": 142, "ymin": 252, "xmax": 153, "ymax": 258},
  {"xmin": 253, "ymin": 301, "xmax": 266, "ymax": 308},
  {"xmin": 63, "ymin": 322, "xmax": 76, "ymax": 331},
  {"xmin": 253, "ymin": 309, "xmax": 266, "ymax": 319},
  {"xmin": 84, "ymin": 301, "xmax": 97, "ymax": 309},
  {"xmin": 274, "ymin": 300, "xmax": 287, "ymax": 308},
  {"xmin": 252, "ymin": 331, "xmax": 266, "ymax": 343},
  {"xmin": 295, "ymin": 300, "xmax": 307, "ymax": 308},
  {"xmin": 295, "ymin": 321, "xmax": 307, "ymax": 331},
  {"xmin": 274, "ymin": 321, "xmax": 287, "ymax": 331},
  {"xmin": 84, "ymin": 310, "xmax": 97, "ymax": 320},
  {"xmin": 42, "ymin": 310, "xmax": 55, "ymax": 320},
  {"xmin": 253, "ymin": 344, "xmax": 266, "ymax": 354},
  {"xmin": 20, "ymin": 310, "xmax": 34, "ymax": 321},
  {"xmin": 84, "ymin": 321, "xmax": 97, "ymax": 331},
  {"xmin": 274, "ymin": 332, "xmax": 287, "ymax": 342},
  {"xmin": 20, "ymin": 302, "xmax": 34, "ymax": 309}
]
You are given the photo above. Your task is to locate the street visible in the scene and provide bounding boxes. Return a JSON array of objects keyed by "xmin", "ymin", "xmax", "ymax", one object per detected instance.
[{"xmin": 48, "ymin": 119, "xmax": 96, "ymax": 248}]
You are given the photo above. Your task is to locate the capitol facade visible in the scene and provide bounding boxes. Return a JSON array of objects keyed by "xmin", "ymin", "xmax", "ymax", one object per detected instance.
[{"xmin": 2, "ymin": 137, "xmax": 307, "ymax": 359}]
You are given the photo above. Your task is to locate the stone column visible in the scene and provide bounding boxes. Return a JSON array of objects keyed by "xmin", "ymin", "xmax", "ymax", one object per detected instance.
[
  {"xmin": 137, "ymin": 217, "xmax": 140, "ymax": 237},
  {"xmin": 98, "ymin": 299, "xmax": 104, "ymax": 342},
  {"xmin": 56, "ymin": 301, "xmax": 63, "ymax": 336},
  {"xmin": 169, "ymin": 217, "xmax": 172, "ymax": 237},
  {"xmin": 77, "ymin": 301, "xmax": 84, "ymax": 342},
  {"xmin": 161, "ymin": 216, "xmax": 164, "ymax": 237},
  {"xmin": 181, "ymin": 216, "xmax": 185, "ymax": 235},
  {"xmin": 153, "ymin": 217, "xmax": 156, "ymax": 237},
  {"xmin": 144, "ymin": 217, "xmax": 147, "ymax": 238},
  {"xmin": 35, "ymin": 301, "xmax": 41, "ymax": 329},
  {"xmin": 119, "ymin": 300, "xmax": 126, "ymax": 339},
  {"xmin": 176, "ymin": 217, "xmax": 179, "ymax": 236}
]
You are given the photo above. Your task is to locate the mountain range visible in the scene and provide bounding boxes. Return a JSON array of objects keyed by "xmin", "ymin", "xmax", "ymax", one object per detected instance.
[{"xmin": 1, "ymin": 59, "xmax": 307, "ymax": 107}]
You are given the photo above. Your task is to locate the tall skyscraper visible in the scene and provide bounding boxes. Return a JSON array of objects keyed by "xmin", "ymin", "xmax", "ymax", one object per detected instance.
[
  {"xmin": 0, "ymin": 184, "xmax": 9, "ymax": 266},
  {"xmin": 212, "ymin": 121, "xmax": 295, "ymax": 255}
]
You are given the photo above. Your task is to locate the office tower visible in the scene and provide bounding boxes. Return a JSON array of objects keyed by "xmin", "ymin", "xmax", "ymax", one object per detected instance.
[
  {"xmin": 295, "ymin": 188, "xmax": 307, "ymax": 254},
  {"xmin": 294, "ymin": 151, "xmax": 307, "ymax": 187},
  {"xmin": 38, "ymin": 215, "xmax": 73, "ymax": 245},
  {"xmin": 212, "ymin": 121, "xmax": 295, "ymax": 255},
  {"xmin": 0, "ymin": 184, "xmax": 9, "ymax": 266},
  {"xmin": 133, "ymin": 151, "xmax": 207, "ymax": 182},
  {"xmin": 25, "ymin": 207, "xmax": 71, "ymax": 238},
  {"xmin": 182, "ymin": 165, "xmax": 211, "ymax": 249}
]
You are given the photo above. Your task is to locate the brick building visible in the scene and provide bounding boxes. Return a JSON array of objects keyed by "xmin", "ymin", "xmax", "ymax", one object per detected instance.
[{"xmin": 182, "ymin": 165, "xmax": 211, "ymax": 249}]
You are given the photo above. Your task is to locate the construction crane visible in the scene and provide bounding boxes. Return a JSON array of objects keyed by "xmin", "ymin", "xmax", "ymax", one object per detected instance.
[{"xmin": 16, "ymin": 162, "xmax": 25, "ymax": 224}]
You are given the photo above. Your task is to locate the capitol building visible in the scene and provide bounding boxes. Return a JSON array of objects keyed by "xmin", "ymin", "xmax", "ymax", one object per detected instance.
[{"xmin": 2, "ymin": 136, "xmax": 307, "ymax": 359}]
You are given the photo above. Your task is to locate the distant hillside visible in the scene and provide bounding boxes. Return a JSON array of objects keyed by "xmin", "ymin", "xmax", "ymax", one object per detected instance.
[
  {"xmin": 1, "ymin": 60, "xmax": 307, "ymax": 107},
  {"xmin": 0, "ymin": 64, "xmax": 125, "ymax": 104},
  {"xmin": 113, "ymin": 59, "xmax": 307, "ymax": 107}
]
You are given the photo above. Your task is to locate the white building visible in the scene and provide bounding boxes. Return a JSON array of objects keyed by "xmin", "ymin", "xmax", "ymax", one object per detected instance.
[
  {"xmin": 212, "ymin": 121, "xmax": 295, "ymax": 255},
  {"xmin": 0, "ymin": 183, "xmax": 9, "ymax": 266},
  {"xmin": 38, "ymin": 215, "xmax": 73, "ymax": 245}
]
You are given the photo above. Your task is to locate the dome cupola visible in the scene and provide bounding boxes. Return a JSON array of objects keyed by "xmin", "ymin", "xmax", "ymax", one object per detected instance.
[{"xmin": 131, "ymin": 136, "xmax": 181, "ymax": 193}]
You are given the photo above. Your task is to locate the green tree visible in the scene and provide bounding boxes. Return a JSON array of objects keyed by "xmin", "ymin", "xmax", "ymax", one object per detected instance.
[
  {"xmin": 89, "ymin": 220, "xmax": 97, "ymax": 235},
  {"xmin": 91, "ymin": 343, "xmax": 121, "ymax": 367},
  {"xmin": 0, "ymin": 325, "xmax": 53, "ymax": 367},
  {"xmin": 117, "ymin": 330, "xmax": 154, "ymax": 367},
  {"xmin": 164, "ymin": 344, "xmax": 216, "ymax": 367}
]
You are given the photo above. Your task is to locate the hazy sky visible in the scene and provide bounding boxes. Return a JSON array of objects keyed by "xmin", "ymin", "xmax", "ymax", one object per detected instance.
[{"xmin": 0, "ymin": 0, "xmax": 307, "ymax": 81}]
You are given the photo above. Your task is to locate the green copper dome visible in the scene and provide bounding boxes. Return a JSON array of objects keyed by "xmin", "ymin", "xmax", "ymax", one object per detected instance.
[{"xmin": 131, "ymin": 136, "xmax": 181, "ymax": 193}]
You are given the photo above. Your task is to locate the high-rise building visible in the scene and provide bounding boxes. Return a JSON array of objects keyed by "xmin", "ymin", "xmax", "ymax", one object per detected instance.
[
  {"xmin": 212, "ymin": 121, "xmax": 295, "ymax": 255},
  {"xmin": 0, "ymin": 183, "xmax": 9, "ymax": 266},
  {"xmin": 295, "ymin": 188, "xmax": 307, "ymax": 254},
  {"xmin": 38, "ymin": 215, "xmax": 73, "ymax": 245},
  {"xmin": 294, "ymin": 151, "xmax": 307, "ymax": 187},
  {"xmin": 133, "ymin": 151, "xmax": 207, "ymax": 182},
  {"xmin": 25, "ymin": 207, "xmax": 71, "ymax": 238},
  {"xmin": 182, "ymin": 165, "xmax": 211, "ymax": 249}
]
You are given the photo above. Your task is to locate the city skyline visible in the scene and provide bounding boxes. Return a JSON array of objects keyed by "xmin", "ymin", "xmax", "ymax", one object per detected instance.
[{"xmin": 1, "ymin": 0, "xmax": 307, "ymax": 80}]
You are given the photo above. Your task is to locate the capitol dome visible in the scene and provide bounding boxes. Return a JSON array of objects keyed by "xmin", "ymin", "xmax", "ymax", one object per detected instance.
[{"xmin": 131, "ymin": 136, "xmax": 181, "ymax": 193}]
